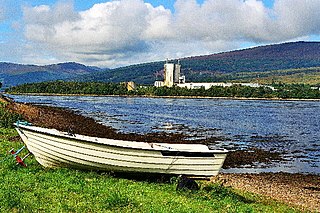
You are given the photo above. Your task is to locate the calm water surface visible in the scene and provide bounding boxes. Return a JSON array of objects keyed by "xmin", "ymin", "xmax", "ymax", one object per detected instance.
[{"xmin": 10, "ymin": 95, "xmax": 320, "ymax": 174}]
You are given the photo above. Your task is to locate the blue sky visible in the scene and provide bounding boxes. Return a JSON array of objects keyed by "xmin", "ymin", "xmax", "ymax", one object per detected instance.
[
  {"xmin": 1, "ymin": 0, "xmax": 319, "ymax": 67},
  {"xmin": 0, "ymin": 0, "xmax": 275, "ymax": 9}
]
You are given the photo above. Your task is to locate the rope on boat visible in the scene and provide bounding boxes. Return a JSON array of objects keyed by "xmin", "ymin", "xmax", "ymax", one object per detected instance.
[
  {"xmin": 147, "ymin": 143, "xmax": 181, "ymax": 173},
  {"xmin": 15, "ymin": 120, "xmax": 32, "ymax": 126},
  {"xmin": 152, "ymin": 144, "xmax": 181, "ymax": 172},
  {"xmin": 150, "ymin": 143, "xmax": 177, "ymax": 150}
]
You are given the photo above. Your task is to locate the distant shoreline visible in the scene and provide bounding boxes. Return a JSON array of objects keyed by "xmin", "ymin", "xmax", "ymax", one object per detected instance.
[{"xmin": 6, "ymin": 92, "xmax": 320, "ymax": 102}]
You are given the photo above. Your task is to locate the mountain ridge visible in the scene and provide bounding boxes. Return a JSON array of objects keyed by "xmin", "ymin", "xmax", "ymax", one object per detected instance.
[
  {"xmin": 2, "ymin": 41, "xmax": 320, "ymax": 87},
  {"xmin": 76, "ymin": 41, "xmax": 320, "ymax": 84},
  {"xmin": 190, "ymin": 41, "xmax": 319, "ymax": 60},
  {"xmin": 0, "ymin": 62, "xmax": 103, "ymax": 87}
]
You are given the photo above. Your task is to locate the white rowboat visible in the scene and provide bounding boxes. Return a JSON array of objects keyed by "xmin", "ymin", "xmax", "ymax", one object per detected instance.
[{"xmin": 15, "ymin": 123, "xmax": 227, "ymax": 178}]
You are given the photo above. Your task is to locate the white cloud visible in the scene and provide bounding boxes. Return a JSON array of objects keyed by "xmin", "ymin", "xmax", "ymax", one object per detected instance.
[
  {"xmin": 23, "ymin": 1, "xmax": 80, "ymax": 43},
  {"xmin": 0, "ymin": 0, "xmax": 7, "ymax": 22},
  {"xmin": 23, "ymin": 0, "xmax": 173, "ymax": 67},
  {"xmin": 272, "ymin": 0, "xmax": 320, "ymax": 39},
  {"xmin": 143, "ymin": 3, "xmax": 173, "ymax": 40},
  {"xmin": 173, "ymin": 0, "xmax": 271, "ymax": 42},
  {"xmin": 0, "ymin": 9, "xmax": 5, "ymax": 22},
  {"xmin": 21, "ymin": 0, "xmax": 320, "ymax": 67}
]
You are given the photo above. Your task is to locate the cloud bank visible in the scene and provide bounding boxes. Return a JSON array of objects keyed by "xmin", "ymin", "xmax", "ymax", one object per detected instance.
[{"xmin": 21, "ymin": 0, "xmax": 320, "ymax": 67}]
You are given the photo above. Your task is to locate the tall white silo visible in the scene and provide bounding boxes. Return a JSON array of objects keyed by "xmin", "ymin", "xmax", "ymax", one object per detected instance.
[{"xmin": 164, "ymin": 60, "xmax": 181, "ymax": 87}]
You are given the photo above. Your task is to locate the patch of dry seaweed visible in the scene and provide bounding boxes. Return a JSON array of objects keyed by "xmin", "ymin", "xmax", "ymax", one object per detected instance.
[{"xmin": 222, "ymin": 148, "xmax": 283, "ymax": 169}]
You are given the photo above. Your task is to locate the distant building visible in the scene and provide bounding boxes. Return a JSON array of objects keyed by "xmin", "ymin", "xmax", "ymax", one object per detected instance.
[
  {"xmin": 176, "ymin": 82, "xmax": 275, "ymax": 90},
  {"xmin": 154, "ymin": 81, "xmax": 164, "ymax": 87},
  {"xmin": 155, "ymin": 59, "xmax": 185, "ymax": 87},
  {"xmin": 176, "ymin": 82, "xmax": 232, "ymax": 90},
  {"xmin": 163, "ymin": 59, "xmax": 182, "ymax": 87},
  {"xmin": 155, "ymin": 60, "xmax": 275, "ymax": 91},
  {"xmin": 126, "ymin": 81, "xmax": 136, "ymax": 91}
]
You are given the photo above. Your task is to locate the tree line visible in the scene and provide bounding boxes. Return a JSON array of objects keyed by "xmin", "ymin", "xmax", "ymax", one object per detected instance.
[
  {"xmin": 6, "ymin": 81, "xmax": 320, "ymax": 99},
  {"xmin": 6, "ymin": 81, "xmax": 128, "ymax": 95}
]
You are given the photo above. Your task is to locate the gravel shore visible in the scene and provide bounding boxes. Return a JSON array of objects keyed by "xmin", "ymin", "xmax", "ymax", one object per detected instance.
[{"xmin": 215, "ymin": 173, "xmax": 320, "ymax": 212}]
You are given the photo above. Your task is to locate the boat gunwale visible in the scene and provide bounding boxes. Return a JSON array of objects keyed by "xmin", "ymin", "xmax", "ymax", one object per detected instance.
[
  {"xmin": 26, "ymin": 130, "xmax": 226, "ymax": 161},
  {"xmin": 15, "ymin": 124, "xmax": 228, "ymax": 154},
  {"xmin": 28, "ymin": 143, "xmax": 222, "ymax": 172}
]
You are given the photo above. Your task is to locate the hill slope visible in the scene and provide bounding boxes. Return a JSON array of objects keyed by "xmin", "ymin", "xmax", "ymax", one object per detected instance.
[
  {"xmin": 0, "ymin": 62, "xmax": 102, "ymax": 87},
  {"xmin": 78, "ymin": 41, "xmax": 320, "ymax": 85},
  {"xmin": 2, "ymin": 41, "xmax": 320, "ymax": 87}
]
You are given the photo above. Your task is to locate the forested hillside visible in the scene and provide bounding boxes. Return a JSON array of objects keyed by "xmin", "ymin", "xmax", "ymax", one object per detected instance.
[
  {"xmin": 77, "ymin": 41, "xmax": 320, "ymax": 85},
  {"xmin": 75, "ymin": 62, "xmax": 164, "ymax": 85},
  {"xmin": 0, "ymin": 62, "xmax": 102, "ymax": 87}
]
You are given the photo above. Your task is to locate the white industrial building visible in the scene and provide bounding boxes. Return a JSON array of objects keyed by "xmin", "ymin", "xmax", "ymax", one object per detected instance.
[
  {"xmin": 155, "ymin": 60, "xmax": 275, "ymax": 91},
  {"xmin": 155, "ymin": 59, "xmax": 185, "ymax": 87},
  {"xmin": 163, "ymin": 60, "xmax": 182, "ymax": 87}
]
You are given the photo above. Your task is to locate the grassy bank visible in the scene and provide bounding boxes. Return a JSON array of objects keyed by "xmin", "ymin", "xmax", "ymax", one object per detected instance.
[
  {"xmin": 0, "ymin": 129, "xmax": 300, "ymax": 212},
  {"xmin": 0, "ymin": 99, "xmax": 301, "ymax": 212}
]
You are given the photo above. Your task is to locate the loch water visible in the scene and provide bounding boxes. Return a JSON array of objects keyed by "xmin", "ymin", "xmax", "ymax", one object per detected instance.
[{"xmin": 10, "ymin": 95, "xmax": 320, "ymax": 174}]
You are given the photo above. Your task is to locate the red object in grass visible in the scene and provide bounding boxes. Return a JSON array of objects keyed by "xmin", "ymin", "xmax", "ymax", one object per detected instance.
[{"xmin": 10, "ymin": 149, "xmax": 27, "ymax": 167}]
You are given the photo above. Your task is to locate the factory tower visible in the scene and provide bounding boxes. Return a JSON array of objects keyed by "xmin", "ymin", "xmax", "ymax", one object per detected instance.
[{"xmin": 163, "ymin": 59, "xmax": 181, "ymax": 87}]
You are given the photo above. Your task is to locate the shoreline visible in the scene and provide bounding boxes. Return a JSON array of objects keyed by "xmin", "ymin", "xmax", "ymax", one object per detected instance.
[
  {"xmin": 1, "ymin": 95, "xmax": 286, "ymax": 169},
  {"xmin": 6, "ymin": 92, "xmax": 320, "ymax": 102},
  {"xmin": 216, "ymin": 173, "xmax": 320, "ymax": 212},
  {"xmin": 1, "ymin": 94, "xmax": 320, "ymax": 211},
  {"xmin": 1, "ymin": 94, "xmax": 290, "ymax": 169}
]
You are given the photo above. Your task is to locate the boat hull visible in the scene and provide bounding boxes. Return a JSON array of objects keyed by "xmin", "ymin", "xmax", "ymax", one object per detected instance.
[{"xmin": 15, "ymin": 124, "xmax": 227, "ymax": 178}]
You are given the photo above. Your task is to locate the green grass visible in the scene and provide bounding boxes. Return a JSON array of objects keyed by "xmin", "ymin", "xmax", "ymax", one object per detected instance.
[
  {"xmin": 229, "ymin": 67, "xmax": 320, "ymax": 85},
  {"xmin": 0, "ymin": 102, "xmax": 22, "ymax": 128},
  {"xmin": 0, "ymin": 127, "xmax": 302, "ymax": 212}
]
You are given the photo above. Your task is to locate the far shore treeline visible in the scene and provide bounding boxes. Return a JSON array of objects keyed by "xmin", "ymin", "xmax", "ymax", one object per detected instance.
[{"xmin": 5, "ymin": 81, "xmax": 320, "ymax": 99}]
